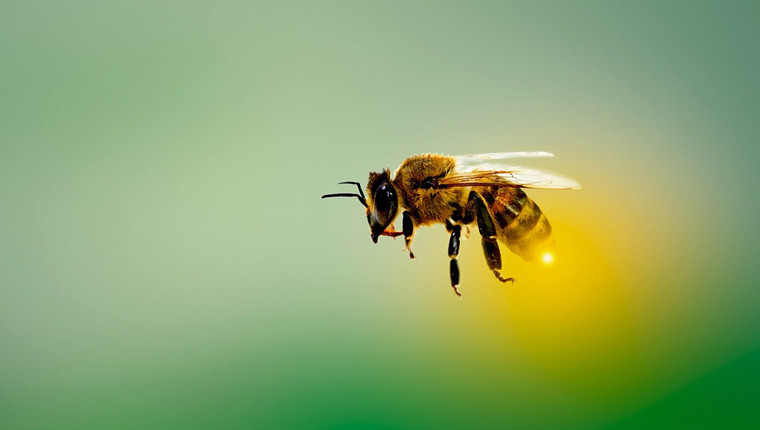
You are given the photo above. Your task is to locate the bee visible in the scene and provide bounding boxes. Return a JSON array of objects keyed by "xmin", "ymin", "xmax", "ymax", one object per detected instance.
[{"xmin": 322, "ymin": 152, "xmax": 579, "ymax": 296}]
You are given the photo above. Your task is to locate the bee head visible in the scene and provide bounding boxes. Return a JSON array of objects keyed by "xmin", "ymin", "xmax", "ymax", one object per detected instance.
[{"xmin": 366, "ymin": 169, "xmax": 398, "ymax": 243}]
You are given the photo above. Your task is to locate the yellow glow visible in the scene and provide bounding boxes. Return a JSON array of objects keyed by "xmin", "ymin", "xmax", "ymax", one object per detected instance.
[{"xmin": 541, "ymin": 252, "xmax": 554, "ymax": 265}]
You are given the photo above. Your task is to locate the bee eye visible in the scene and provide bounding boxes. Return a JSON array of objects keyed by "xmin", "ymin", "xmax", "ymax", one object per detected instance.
[
  {"xmin": 375, "ymin": 184, "xmax": 395, "ymax": 212},
  {"xmin": 373, "ymin": 182, "xmax": 398, "ymax": 225}
]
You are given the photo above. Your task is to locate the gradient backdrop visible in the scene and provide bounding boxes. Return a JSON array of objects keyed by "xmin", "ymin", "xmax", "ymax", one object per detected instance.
[{"xmin": 2, "ymin": 1, "xmax": 759, "ymax": 429}]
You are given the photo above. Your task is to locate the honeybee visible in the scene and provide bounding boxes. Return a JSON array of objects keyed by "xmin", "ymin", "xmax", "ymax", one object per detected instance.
[{"xmin": 322, "ymin": 152, "xmax": 579, "ymax": 296}]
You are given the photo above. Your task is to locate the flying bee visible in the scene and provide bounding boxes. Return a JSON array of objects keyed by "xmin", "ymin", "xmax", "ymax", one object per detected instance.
[{"xmin": 322, "ymin": 152, "xmax": 580, "ymax": 296}]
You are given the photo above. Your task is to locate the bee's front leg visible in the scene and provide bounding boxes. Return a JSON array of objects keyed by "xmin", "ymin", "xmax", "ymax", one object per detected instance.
[{"xmin": 402, "ymin": 211, "xmax": 416, "ymax": 259}]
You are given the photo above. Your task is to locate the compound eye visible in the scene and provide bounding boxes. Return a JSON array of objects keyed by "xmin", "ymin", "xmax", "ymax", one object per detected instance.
[
  {"xmin": 374, "ymin": 182, "xmax": 397, "ymax": 224},
  {"xmin": 376, "ymin": 184, "xmax": 393, "ymax": 211}
]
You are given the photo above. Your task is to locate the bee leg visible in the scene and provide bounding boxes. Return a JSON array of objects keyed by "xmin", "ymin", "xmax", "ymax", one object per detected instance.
[
  {"xmin": 447, "ymin": 221, "xmax": 462, "ymax": 297},
  {"xmin": 471, "ymin": 191, "xmax": 515, "ymax": 284},
  {"xmin": 402, "ymin": 211, "xmax": 416, "ymax": 259}
]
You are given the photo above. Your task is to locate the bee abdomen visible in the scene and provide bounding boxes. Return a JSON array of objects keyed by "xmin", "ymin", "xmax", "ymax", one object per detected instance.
[{"xmin": 488, "ymin": 187, "xmax": 553, "ymax": 261}]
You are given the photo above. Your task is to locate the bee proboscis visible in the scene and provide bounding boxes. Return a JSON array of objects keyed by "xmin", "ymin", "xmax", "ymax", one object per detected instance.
[{"xmin": 322, "ymin": 152, "xmax": 580, "ymax": 296}]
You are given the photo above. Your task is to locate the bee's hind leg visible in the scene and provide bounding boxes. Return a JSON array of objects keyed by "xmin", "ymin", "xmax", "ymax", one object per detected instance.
[
  {"xmin": 402, "ymin": 211, "xmax": 416, "ymax": 259},
  {"xmin": 446, "ymin": 219, "xmax": 462, "ymax": 296},
  {"xmin": 471, "ymin": 191, "xmax": 515, "ymax": 284}
]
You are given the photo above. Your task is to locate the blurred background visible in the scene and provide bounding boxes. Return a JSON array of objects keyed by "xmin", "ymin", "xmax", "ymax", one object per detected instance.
[{"xmin": 2, "ymin": 1, "xmax": 759, "ymax": 428}]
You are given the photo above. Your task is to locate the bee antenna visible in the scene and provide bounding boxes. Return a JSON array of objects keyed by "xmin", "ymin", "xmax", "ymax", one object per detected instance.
[
  {"xmin": 337, "ymin": 181, "xmax": 366, "ymax": 200},
  {"xmin": 321, "ymin": 181, "xmax": 368, "ymax": 207},
  {"xmin": 321, "ymin": 193, "xmax": 368, "ymax": 208},
  {"xmin": 322, "ymin": 181, "xmax": 369, "ymax": 207}
]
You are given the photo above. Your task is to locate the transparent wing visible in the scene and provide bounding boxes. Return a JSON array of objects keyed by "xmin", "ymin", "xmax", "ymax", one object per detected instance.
[
  {"xmin": 496, "ymin": 167, "xmax": 581, "ymax": 190},
  {"xmin": 454, "ymin": 151, "xmax": 554, "ymax": 170},
  {"xmin": 443, "ymin": 152, "xmax": 580, "ymax": 190},
  {"xmin": 441, "ymin": 168, "xmax": 580, "ymax": 190}
]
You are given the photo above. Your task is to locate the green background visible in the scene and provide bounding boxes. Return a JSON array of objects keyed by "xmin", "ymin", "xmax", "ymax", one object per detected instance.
[{"xmin": 2, "ymin": 1, "xmax": 759, "ymax": 428}]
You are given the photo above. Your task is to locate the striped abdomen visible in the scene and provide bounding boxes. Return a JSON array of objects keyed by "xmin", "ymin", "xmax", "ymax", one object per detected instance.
[{"xmin": 479, "ymin": 186, "xmax": 553, "ymax": 262}]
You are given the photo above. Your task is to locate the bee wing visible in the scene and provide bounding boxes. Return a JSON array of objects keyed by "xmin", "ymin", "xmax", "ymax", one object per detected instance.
[
  {"xmin": 440, "ymin": 167, "xmax": 580, "ymax": 190},
  {"xmin": 442, "ymin": 152, "xmax": 580, "ymax": 190},
  {"xmin": 453, "ymin": 151, "xmax": 555, "ymax": 170}
]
